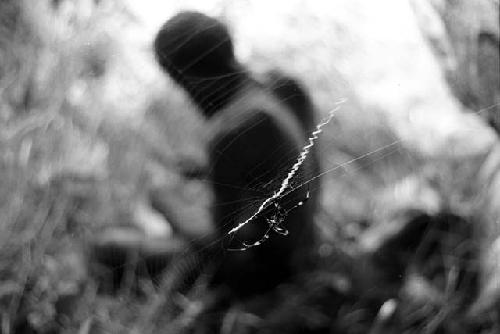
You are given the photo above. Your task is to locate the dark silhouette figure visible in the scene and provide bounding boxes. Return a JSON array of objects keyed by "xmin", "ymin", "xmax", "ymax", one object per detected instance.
[
  {"xmin": 155, "ymin": 11, "xmax": 319, "ymax": 298},
  {"xmin": 265, "ymin": 70, "xmax": 322, "ymax": 209}
]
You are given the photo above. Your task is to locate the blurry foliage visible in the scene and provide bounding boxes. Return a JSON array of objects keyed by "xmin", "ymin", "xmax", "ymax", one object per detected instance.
[
  {"xmin": 414, "ymin": 0, "xmax": 500, "ymax": 132},
  {"xmin": 0, "ymin": 0, "xmax": 182, "ymax": 332}
]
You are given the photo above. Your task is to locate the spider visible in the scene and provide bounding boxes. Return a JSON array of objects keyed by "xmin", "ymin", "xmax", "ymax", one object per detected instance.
[{"xmin": 228, "ymin": 190, "xmax": 310, "ymax": 251}]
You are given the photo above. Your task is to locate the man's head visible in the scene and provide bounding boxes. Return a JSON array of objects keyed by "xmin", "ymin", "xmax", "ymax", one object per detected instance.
[
  {"xmin": 154, "ymin": 11, "xmax": 236, "ymax": 81},
  {"xmin": 154, "ymin": 11, "xmax": 244, "ymax": 117}
]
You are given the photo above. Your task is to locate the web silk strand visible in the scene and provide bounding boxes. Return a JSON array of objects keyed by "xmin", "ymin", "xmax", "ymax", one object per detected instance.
[{"xmin": 228, "ymin": 98, "xmax": 347, "ymax": 235}]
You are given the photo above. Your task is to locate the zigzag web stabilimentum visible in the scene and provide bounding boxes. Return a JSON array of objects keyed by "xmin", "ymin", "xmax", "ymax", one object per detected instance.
[{"xmin": 224, "ymin": 97, "xmax": 346, "ymax": 250}]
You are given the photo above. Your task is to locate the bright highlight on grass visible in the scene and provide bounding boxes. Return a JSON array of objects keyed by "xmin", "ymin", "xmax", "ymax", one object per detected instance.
[{"xmin": 228, "ymin": 98, "xmax": 348, "ymax": 236}]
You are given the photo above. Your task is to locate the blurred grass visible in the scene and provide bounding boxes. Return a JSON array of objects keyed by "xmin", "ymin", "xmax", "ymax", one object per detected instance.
[{"xmin": 0, "ymin": 0, "xmax": 212, "ymax": 332}]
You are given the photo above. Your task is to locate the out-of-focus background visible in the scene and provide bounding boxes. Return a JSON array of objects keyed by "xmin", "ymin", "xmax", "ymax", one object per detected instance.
[{"xmin": 0, "ymin": 0, "xmax": 498, "ymax": 333}]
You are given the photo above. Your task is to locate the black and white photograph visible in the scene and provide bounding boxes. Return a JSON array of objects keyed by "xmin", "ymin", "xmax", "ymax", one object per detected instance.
[{"xmin": 0, "ymin": 0, "xmax": 499, "ymax": 333}]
